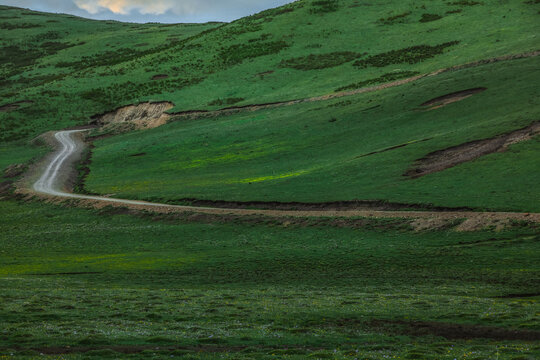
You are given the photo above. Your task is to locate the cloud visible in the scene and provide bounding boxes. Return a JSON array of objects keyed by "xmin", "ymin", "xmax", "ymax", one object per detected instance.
[
  {"xmin": 0, "ymin": 0, "xmax": 295, "ymax": 23},
  {"xmin": 74, "ymin": 0, "xmax": 185, "ymax": 15}
]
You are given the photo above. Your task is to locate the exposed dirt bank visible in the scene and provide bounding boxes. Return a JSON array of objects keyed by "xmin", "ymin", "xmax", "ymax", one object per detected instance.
[
  {"xmin": 90, "ymin": 101, "xmax": 174, "ymax": 131},
  {"xmin": 420, "ymin": 87, "xmax": 487, "ymax": 109},
  {"xmin": 3, "ymin": 164, "xmax": 25, "ymax": 178},
  {"xmin": 406, "ymin": 121, "xmax": 540, "ymax": 178},
  {"xmin": 159, "ymin": 198, "xmax": 472, "ymax": 212}
]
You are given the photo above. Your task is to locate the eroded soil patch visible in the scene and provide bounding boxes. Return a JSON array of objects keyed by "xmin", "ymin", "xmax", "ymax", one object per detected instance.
[
  {"xmin": 421, "ymin": 87, "xmax": 486, "ymax": 110},
  {"xmin": 406, "ymin": 121, "xmax": 540, "ymax": 178},
  {"xmin": 3, "ymin": 164, "xmax": 25, "ymax": 178},
  {"xmin": 91, "ymin": 101, "xmax": 174, "ymax": 131}
]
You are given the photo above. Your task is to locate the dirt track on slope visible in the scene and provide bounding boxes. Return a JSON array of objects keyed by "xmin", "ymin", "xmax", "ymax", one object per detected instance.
[
  {"xmin": 16, "ymin": 51, "xmax": 540, "ymax": 230},
  {"xmin": 16, "ymin": 131, "xmax": 540, "ymax": 232},
  {"xmin": 420, "ymin": 87, "xmax": 487, "ymax": 109}
]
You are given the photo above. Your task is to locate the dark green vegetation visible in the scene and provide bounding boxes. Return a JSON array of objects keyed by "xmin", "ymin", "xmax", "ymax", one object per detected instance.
[
  {"xmin": 1, "ymin": 200, "xmax": 539, "ymax": 359},
  {"xmin": 1, "ymin": 0, "xmax": 540, "ymax": 358},
  {"xmin": 352, "ymin": 41, "xmax": 460, "ymax": 68},
  {"xmin": 280, "ymin": 51, "xmax": 362, "ymax": 70},
  {"xmin": 335, "ymin": 70, "xmax": 419, "ymax": 91}
]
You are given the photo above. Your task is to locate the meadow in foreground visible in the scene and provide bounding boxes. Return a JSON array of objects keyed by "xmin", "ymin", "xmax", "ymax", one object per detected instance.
[{"xmin": 0, "ymin": 199, "xmax": 539, "ymax": 359}]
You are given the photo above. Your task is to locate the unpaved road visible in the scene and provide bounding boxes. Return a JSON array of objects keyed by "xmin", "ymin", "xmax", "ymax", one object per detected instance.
[{"xmin": 30, "ymin": 130, "xmax": 540, "ymax": 229}]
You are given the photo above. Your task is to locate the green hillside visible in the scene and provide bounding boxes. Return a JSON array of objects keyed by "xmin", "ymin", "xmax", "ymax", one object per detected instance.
[
  {"xmin": 1, "ymin": 1, "xmax": 540, "ymax": 358},
  {"xmin": 84, "ymin": 56, "xmax": 540, "ymax": 211},
  {"xmin": 1, "ymin": 0, "xmax": 539, "ymax": 140},
  {"xmin": 2, "ymin": 0, "xmax": 538, "ymax": 210}
]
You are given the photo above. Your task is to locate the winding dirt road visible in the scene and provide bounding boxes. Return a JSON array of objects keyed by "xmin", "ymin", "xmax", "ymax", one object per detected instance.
[{"xmin": 29, "ymin": 130, "xmax": 540, "ymax": 229}]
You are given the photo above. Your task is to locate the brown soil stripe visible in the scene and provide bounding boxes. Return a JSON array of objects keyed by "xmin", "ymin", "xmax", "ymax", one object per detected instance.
[{"xmin": 406, "ymin": 121, "xmax": 540, "ymax": 178}]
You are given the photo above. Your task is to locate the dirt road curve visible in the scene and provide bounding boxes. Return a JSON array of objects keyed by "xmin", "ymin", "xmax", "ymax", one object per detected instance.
[{"xmin": 30, "ymin": 130, "xmax": 540, "ymax": 229}]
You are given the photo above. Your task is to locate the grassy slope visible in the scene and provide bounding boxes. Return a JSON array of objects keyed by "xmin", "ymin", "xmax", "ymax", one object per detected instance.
[
  {"xmin": 0, "ymin": 5, "xmax": 220, "ymax": 141},
  {"xmin": 1, "ymin": 199, "xmax": 539, "ymax": 358},
  {"xmin": 1, "ymin": 1, "xmax": 539, "ymax": 211},
  {"xmin": 1, "ymin": 2, "xmax": 540, "ymax": 358},
  {"xmin": 1, "ymin": 0, "xmax": 539, "ymax": 141},
  {"xmin": 85, "ymin": 56, "xmax": 540, "ymax": 211}
]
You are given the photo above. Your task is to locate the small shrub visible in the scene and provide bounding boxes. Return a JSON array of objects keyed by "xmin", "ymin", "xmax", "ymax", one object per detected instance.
[
  {"xmin": 420, "ymin": 13, "xmax": 443, "ymax": 22},
  {"xmin": 335, "ymin": 71, "xmax": 419, "ymax": 92},
  {"xmin": 379, "ymin": 11, "xmax": 411, "ymax": 24},
  {"xmin": 208, "ymin": 98, "xmax": 244, "ymax": 106},
  {"xmin": 311, "ymin": 0, "xmax": 339, "ymax": 14},
  {"xmin": 448, "ymin": 1, "xmax": 482, "ymax": 5},
  {"xmin": 280, "ymin": 51, "xmax": 362, "ymax": 70},
  {"xmin": 353, "ymin": 41, "xmax": 459, "ymax": 68},
  {"xmin": 249, "ymin": 33, "xmax": 271, "ymax": 42}
]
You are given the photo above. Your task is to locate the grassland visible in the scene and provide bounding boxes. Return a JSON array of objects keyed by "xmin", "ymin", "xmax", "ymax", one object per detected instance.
[
  {"xmin": 1, "ymin": 199, "xmax": 539, "ymax": 359},
  {"xmin": 84, "ymin": 56, "xmax": 540, "ymax": 212},
  {"xmin": 2, "ymin": 0, "xmax": 538, "ymax": 211},
  {"xmin": 1, "ymin": 0, "xmax": 540, "ymax": 358},
  {"xmin": 1, "ymin": 0, "xmax": 539, "ymax": 142}
]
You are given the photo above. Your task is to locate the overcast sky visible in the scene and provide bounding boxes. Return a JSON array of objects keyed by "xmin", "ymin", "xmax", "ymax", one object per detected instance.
[{"xmin": 0, "ymin": 0, "xmax": 295, "ymax": 23}]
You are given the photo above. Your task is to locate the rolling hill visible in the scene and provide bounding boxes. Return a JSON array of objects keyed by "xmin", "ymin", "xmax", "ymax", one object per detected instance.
[
  {"xmin": 2, "ymin": 0, "xmax": 539, "ymax": 211},
  {"xmin": 1, "ymin": 1, "xmax": 540, "ymax": 359}
]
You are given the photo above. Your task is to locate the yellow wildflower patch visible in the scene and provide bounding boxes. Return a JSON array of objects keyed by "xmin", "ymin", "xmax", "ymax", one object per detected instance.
[{"xmin": 234, "ymin": 170, "xmax": 309, "ymax": 184}]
